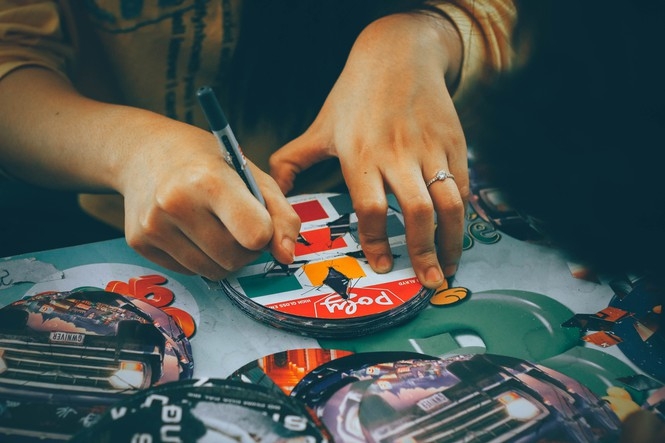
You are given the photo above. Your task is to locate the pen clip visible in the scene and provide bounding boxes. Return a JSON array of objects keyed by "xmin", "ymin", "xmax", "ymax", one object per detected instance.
[
  {"xmin": 213, "ymin": 130, "xmax": 235, "ymax": 167},
  {"xmin": 197, "ymin": 85, "xmax": 266, "ymax": 207}
]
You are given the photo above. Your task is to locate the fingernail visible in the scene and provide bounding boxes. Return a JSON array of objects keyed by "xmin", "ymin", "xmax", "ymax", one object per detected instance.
[
  {"xmin": 375, "ymin": 254, "xmax": 393, "ymax": 274},
  {"xmin": 281, "ymin": 237, "xmax": 296, "ymax": 262},
  {"xmin": 443, "ymin": 264, "xmax": 458, "ymax": 277},
  {"xmin": 425, "ymin": 266, "xmax": 444, "ymax": 285}
]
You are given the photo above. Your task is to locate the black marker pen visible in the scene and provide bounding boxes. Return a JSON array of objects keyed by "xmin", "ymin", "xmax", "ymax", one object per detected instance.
[{"xmin": 196, "ymin": 86, "xmax": 266, "ymax": 207}]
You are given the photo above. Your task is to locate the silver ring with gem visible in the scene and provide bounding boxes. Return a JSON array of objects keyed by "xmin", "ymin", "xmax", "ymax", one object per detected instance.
[{"xmin": 425, "ymin": 170, "xmax": 455, "ymax": 188}]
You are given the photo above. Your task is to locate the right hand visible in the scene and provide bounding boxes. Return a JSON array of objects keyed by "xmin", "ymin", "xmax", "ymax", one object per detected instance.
[
  {"xmin": 620, "ymin": 410, "xmax": 665, "ymax": 443},
  {"xmin": 117, "ymin": 119, "xmax": 300, "ymax": 281},
  {"xmin": 0, "ymin": 68, "xmax": 299, "ymax": 280}
]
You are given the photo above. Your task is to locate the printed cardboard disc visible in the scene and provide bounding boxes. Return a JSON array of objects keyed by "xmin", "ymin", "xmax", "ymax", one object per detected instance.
[
  {"xmin": 220, "ymin": 193, "xmax": 433, "ymax": 338},
  {"xmin": 607, "ymin": 275, "xmax": 664, "ymax": 382},
  {"xmin": 356, "ymin": 353, "xmax": 622, "ymax": 443},
  {"xmin": 229, "ymin": 348, "xmax": 354, "ymax": 396},
  {"xmin": 318, "ymin": 379, "xmax": 374, "ymax": 443},
  {"xmin": 0, "ymin": 289, "xmax": 193, "ymax": 441},
  {"xmin": 71, "ymin": 379, "xmax": 330, "ymax": 442},
  {"xmin": 291, "ymin": 351, "xmax": 440, "ymax": 411}
]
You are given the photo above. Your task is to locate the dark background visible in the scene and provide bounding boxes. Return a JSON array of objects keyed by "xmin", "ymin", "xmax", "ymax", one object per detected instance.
[{"xmin": 0, "ymin": 182, "xmax": 122, "ymax": 257}]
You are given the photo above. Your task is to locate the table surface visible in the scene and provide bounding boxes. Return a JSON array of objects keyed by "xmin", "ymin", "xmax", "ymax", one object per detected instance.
[
  {"xmin": 4, "ymin": 199, "xmax": 665, "ymax": 443},
  {"xmin": 2, "ymin": 207, "xmax": 658, "ymax": 395}
]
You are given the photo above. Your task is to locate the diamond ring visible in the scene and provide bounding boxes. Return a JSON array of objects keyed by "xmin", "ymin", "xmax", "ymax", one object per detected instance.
[{"xmin": 425, "ymin": 170, "xmax": 455, "ymax": 188}]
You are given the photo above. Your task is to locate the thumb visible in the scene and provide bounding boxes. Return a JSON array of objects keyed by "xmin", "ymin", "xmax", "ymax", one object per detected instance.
[{"xmin": 269, "ymin": 131, "xmax": 333, "ymax": 194}]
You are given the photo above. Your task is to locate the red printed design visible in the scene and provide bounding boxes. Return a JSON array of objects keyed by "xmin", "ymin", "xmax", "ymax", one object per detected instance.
[
  {"xmin": 266, "ymin": 278, "xmax": 421, "ymax": 319},
  {"xmin": 292, "ymin": 199, "xmax": 330, "ymax": 223},
  {"xmin": 106, "ymin": 275, "xmax": 196, "ymax": 337}
]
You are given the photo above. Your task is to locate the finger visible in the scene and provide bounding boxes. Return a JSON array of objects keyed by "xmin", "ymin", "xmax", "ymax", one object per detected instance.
[
  {"xmin": 260, "ymin": 169, "xmax": 302, "ymax": 264},
  {"xmin": 174, "ymin": 209, "xmax": 264, "ymax": 274},
  {"xmin": 128, "ymin": 226, "xmax": 234, "ymax": 280},
  {"xmin": 621, "ymin": 410, "xmax": 665, "ymax": 443},
  {"xmin": 269, "ymin": 129, "xmax": 332, "ymax": 194},
  {"xmin": 194, "ymin": 163, "xmax": 299, "ymax": 267},
  {"xmin": 342, "ymin": 162, "xmax": 393, "ymax": 274},
  {"xmin": 205, "ymin": 164, "xmax": 276, "ymax": 253},
  {"xmin": 427, "ymin": 168, "xmax": 465, "ymax": 277},
  {"xmin": 389, "ymin": 165, "xmax": 443, "ymax": 289},
  {"xmin": 134, "ymin": 244, "xmax": 196, "ymax": 276},
  {"xmin": 131, "ymin": 181, "xmax": 263, "ymax": 280},
  {"xmin": 443, "ymin": 132, "xmax": 470, "ymax": 209}
]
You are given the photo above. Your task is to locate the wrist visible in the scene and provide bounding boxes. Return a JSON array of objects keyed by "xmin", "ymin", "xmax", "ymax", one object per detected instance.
[{"xmin": 355, "ymin": 12, "xmax": 463, "ymax": 91}]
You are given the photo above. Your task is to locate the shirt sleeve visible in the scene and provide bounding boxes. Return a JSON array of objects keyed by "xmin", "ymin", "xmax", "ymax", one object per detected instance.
[
  {"xmin": 0, "ymin": 0, "xmax": 73, "ymax": 81},
  {"xmin": 431, "ymin": 0, "xmax": 517, "ymax": 103}
]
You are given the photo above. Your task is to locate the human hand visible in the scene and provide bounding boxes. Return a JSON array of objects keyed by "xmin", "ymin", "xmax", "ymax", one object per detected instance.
[
  {"xmin": 620, "ymin": 410, "xmax": 665, "ymax": 443},
  {"xmin": 269, "ymin": 12, "xmax": 467, "ymax": 289},
  {"xmin": 117, "ymin": 118, "xmax": 300, "ymax": 281},
  {"xmin": 0, "ymin": 67, "xmax": 299, "ymax": 280}
]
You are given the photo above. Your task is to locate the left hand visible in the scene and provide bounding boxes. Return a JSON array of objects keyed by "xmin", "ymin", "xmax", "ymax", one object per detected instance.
[{"xmin": 270, "ymin": 12, "xmax": 468, "ymax": 289}]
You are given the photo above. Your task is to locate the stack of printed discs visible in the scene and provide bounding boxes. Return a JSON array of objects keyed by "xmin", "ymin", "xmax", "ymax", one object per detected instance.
[
  {"xmin": 219, "ymin": 193, "xmax": 434, "ymax": 338},
  {"xmin": 229, "ymin": 349, "xmax": 622, "ymax": 443}
]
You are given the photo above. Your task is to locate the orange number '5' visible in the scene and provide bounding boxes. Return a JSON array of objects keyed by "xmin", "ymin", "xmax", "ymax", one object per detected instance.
[{"xmin": 106, "ymin": 275, "xmax": 196, "ymax": 338}]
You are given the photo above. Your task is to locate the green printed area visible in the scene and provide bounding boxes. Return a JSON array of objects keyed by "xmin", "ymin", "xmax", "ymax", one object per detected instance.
[
  {"xmin": 238, "ymin": 274, "xmax": 302, "ymax": 298},
  {"xmin": 348, "ymin": 213, "xmax": 404, "ymax": 246},
  {"xmin": 248, "ymin": 251, "xmax": 275, "ymax": 266},
  {"xmin": 320, "ymin": 290, "xmax": 578, "ymax": 362},
  {"xmin": 542, "ymin": 346, "xmax": 641, "ymax": 402},
  {"xmin": 319, "ymin": 289, "xmax": 639, "ymax": 397},
  {"xmin": 328, "ymin": 194, "xmax": 354, "ymax": 215}
]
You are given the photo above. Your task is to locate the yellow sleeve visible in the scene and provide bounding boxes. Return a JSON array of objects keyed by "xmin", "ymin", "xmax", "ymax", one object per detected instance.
[
  {"xmin": 432, "ymin": 0, "xmax": 517, "ymax": 102},
  {"xmin": 0, "ymin": 0, "xmax": 73, "ymax": 81}
]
